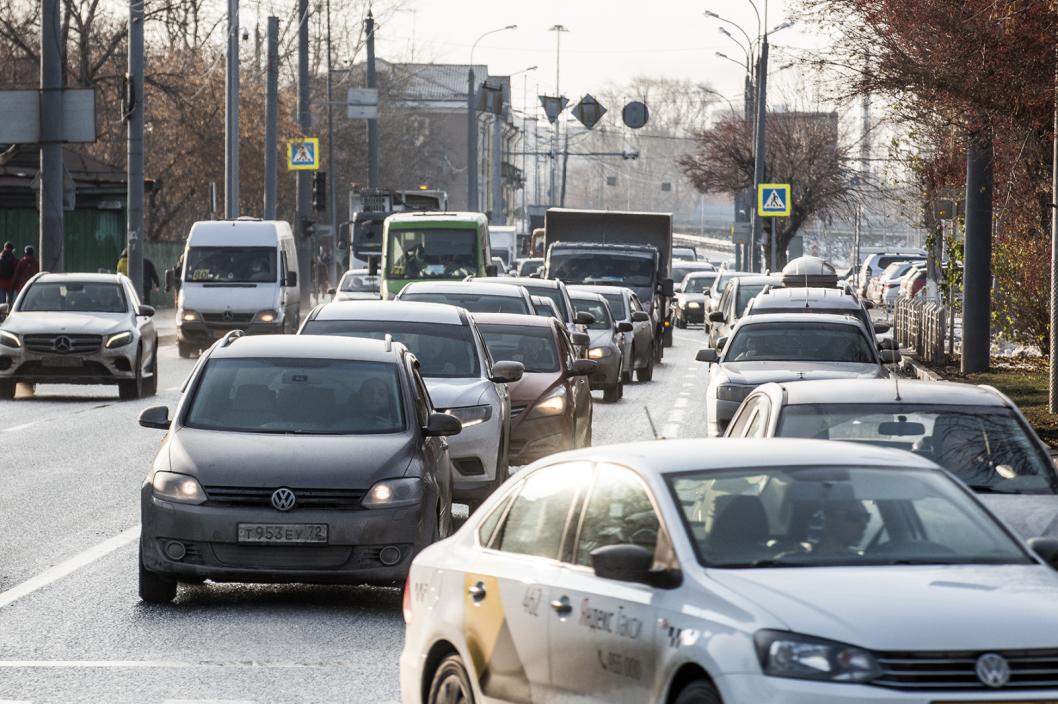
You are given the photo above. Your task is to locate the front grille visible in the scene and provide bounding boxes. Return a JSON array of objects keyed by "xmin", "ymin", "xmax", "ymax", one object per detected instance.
[
  {"xmin": 202, "ymin": 312, "xmax": 254, "ymax": 324},
  {"xmin": 15, "ymin": 360, "xmax": 112, "ymax": 378},
  {"xmin": 204, "ymin": 486, "xmax": 366, "ymax": 510},
  {"xmin": 23, "ymin": 333, "xmax": 101, "ymax": 354},
  {"xmin": 874, "ymin": 649, "xmax": 1058, "ymax": 690},
  {"xmin": 212, "ymin": 543, "xmax": 353, "ymax": 569}
]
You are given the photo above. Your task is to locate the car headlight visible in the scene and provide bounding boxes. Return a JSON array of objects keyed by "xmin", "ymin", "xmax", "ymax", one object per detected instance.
[
  {"xmin": 362, "ymin": 478, "xmax": 424, "ymax": 509},
  {"xmin": 587, "ymin": 347, "xmax": 612, "ymax": 359},
  {"xmin": 528, "ymin": 390, "xmax": 566, "ymax": 419},
  {"xmin": 688, "ymin": 302, "xmax": 701, "ymax": 309},
  {"xmin": 105, "ymin": 330, "xmax": 133, "ymax": 348},
  {"xmin": 152, "ymin": 471, "xmax": 207, "ymax": 505},
  {"xmin": 253, "ymin": 309, "xmax": 279, "ymax": 324},
  {"xmin": 716, "ymin": 384, "xmax": 753, "ymax": 403},
  {"xmin": 0, "ymin": 330, "xmax": 21, "ymax": 348},
  {"xmin": 442, "ymin": 404, "xmax": 492, "ymax": 427},
  {"xmin": 179, "ymin": 309, "xmax": 201, "ymax": 323},
  {"xmin": 754, "ymin": 630, "xmax": 882, "ymax": 683}
]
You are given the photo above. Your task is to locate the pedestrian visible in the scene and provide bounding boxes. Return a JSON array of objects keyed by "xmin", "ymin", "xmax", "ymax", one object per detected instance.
[
  {"xmin": 0, "ymin": 242, "xmax": 16, "ymax": 305},
  {"xmin": 116, "ymin": 248, "xmax": 128, "ymax": 276},
  {"xmin": 142, "ymin": 257, "xmax": 160, "ymax": 305},
  {"xmin": 12, "ymin": 245, "xmax": 39, "ymax": 294}
]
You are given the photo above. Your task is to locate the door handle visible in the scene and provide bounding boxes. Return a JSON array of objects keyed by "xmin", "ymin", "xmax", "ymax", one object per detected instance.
[
  {"xmin": 467, "ymin": 581, "xmax": 486, "ymax": 603},
  {"xmin": 550, "ymin": 596, "xmax": 572, "ymax": 617}
]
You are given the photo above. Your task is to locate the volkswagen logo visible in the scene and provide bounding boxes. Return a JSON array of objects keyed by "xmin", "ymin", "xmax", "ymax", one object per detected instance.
[
  {"xmin": 975, "ymin": 653, "xmax": 1011, "ymax": 688},
  {"xmin": 52, "ymin": 335, "xmax": 71, "ymax": 352},
  {"xmin": 222, "ymin": 310, "xmax": 234, "ymax": 322},
  {"xmin": 270, "ymin": 487, "xmax": 297, "ymax": 512}
]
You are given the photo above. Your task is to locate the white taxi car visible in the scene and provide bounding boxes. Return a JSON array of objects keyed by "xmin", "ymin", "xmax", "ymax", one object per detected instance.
[{"xmin": 400, "ymin": 439, "xmax": 1058, "ymax": 704}]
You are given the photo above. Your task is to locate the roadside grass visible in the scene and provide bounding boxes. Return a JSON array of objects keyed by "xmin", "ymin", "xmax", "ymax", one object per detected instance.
[{"xmin": 936, "ymin": 356, "xmax": 1058, "ymax": 446}]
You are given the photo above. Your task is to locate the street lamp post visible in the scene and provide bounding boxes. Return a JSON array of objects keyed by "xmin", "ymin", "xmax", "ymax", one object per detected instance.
[
  {"xmin": 468, "ymin": 25, "xmax": 516, "ymax": 213},
  {"xmin": 548, "ymin": 24, "xmax": 569, "ymax": 206}
]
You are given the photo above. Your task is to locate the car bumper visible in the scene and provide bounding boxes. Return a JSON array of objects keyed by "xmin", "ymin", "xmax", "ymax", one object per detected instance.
[
  {"xmin": 509, "ymin": 413, "xmax": 572, "ymax": 465},
  {"xmin": 0, "ymin": 341, "xmax": 140, "ymax": 385},
  {"xmin": 588, "ymin": 353, "xmax": 621, "ymax": 389},
  {"xmin": 448, "ymin": 412, "xmax": 503, "ymax": 501},
  {"xmin": 140, "ymin": 489, "xmax": 432, "ymax": 584},
  {"xmin": 716, "ymin": 673, "xmax": 1058, "ymax": 703},
  {"xmin": 177, "ymin": 320, "xmax": 284, "ymax": 345}
]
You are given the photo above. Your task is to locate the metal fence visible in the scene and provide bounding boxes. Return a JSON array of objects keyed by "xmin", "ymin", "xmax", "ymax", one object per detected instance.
[{"xmin": 893, "ymin": 295, "xmax": 948, "ymax": 364}]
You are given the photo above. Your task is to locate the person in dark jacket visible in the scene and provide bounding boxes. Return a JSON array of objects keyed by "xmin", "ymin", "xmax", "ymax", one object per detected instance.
[
  {"xmin": 0, "ymin": 242, "xmax": 16, "ymax": 304},
  {"xmin": 142, "ymin": 257, "xmax": 160, "ymax": 305},
  {"xmin": 12, "ymin": 245, "xmax": 39, "ymax": 294}
]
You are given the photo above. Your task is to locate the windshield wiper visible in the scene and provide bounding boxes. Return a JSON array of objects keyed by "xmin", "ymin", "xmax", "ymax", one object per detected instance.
[
  {"xmin": 710, "ymin": 558, "xmax": 807, "ymax": 568},
  {"xmin": 965, "ymin": 483, "xmax": 1022, "ymax": 494}
]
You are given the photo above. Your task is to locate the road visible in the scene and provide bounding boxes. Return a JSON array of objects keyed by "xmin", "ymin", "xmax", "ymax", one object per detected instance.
[{"xmin": 0, "ymin": 327, "xmax": 711, "ymax": 703}]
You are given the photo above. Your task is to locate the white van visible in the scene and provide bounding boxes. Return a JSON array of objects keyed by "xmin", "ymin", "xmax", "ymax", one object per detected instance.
[{"xmin": 174, "ymin": 219, "xmax": 300, "ymax": 357}]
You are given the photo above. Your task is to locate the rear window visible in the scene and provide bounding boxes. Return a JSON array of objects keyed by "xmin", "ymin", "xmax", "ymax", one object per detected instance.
[
  {"xmin": 400, "ymin": 292, "xmax": 529, "ymax": 315},
  {"xmin": 726, "ymin": 322, "xmax": 876, "ymax": 364},
  {"xmin": 479, "ymin": 324, "xmax": 560, "ymax": 373},
  {"xmin": 571, "ymin": 298, "xmax": 612, "ymax": 330},
  {"xmin": 599, "ymin": 293, "xmax": 627, "ymax": 319}
]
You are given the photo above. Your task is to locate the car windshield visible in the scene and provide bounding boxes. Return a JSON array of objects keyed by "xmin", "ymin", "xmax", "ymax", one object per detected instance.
[
  {"xmin": 667, "ymin": 465, "xmax": 1031, "ymax": 568},
  {"xmin": 776, "ymin": 403, "xmax": 1058, "ymax": 494},
  {"xmin": 386, "ymin": 227, "xmax": 477, "ymax": 279},
  {"xmin": 479, "ymin": 325, "xmax": 560, "ymax": 373},
  {"xmin": 300, "ymin": 320, "xmax": 479, "ymax": 378},
  {"xmin": 339, "ymin": 273, "xmax": 379, "ymax": 292},
  {"xmin": 572, "ymin": 298, "xmax": 612, "ymax": 330},
  {"xmin": 184, "ymin": 358, "xmax": 404, "ymax": 435},
  {"xmin": 683, "ymin": 274, "xmax": 717, "ymax": 294},
  {"xmin": 185, "ymin": 246, "xmax": 277, "ymax": 283},
  {"xmin": 19, "ymin": 282, "xmax": 127, "ymax": 313},
  {"xmin": 725, "ymin": 322, "xmax": 875, "ymax": 363},
  {"xmin": 400, "ymin": 292, "xmax": 529, "ymax": 315},
  {"xmin": 549, "ymin": 249, "xmax": 655, "ymax": 287},
  {"xmin": 517, "ymin": 259, "xmax": 543, "ymax": 277},
  {"xmin": 735, "ymin": 283, "xmax": 768, "ymax": 316},
  {"xmin": 599, "ymin": 292, "xmax": 627, "ymax": 319}
]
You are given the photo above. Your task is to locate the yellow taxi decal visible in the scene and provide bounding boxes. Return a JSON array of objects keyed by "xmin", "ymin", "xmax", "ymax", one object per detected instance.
[{"xmin": 463, "ymin": 574, "xmax": 532, "ymax": 703}]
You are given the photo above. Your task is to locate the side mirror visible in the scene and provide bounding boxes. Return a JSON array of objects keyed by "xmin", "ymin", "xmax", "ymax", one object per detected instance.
[
  {"xmin": 286, "ymin": 271, "xmax": 298, "ymax": 287},
  {"xmin": 695, "ymin": 348, "xmax": 719, "ymax": 364},
  {"xmin": 327, "ymin": 287, "xmax": 336, "ymax": 295},
  {"xmin": 571, "ymin": 332, "xmax": 591, "ymax": 347},
  {"xmin": 574, "ymin": 311, "xmax": 595, "ymax": 326},
  {"xmin": 569, "ymin": 358, "xmax": 597, "ymax": 376},
  {"xmin": 617, "ymin": 321, "xmax": 634, "ymax": 333},
  {"xmin": 490, "ymin": 360, "xmax": 524, "ymax": 384},
  {"xmin": 708, "ymin": 311, "xmax": 725, "ymax": 323},
  {"xmin": 878, "ymin": 338, "xmax": 899, "ymax": 351},
  {"xmin": 716, "ymin": 336, "xmax": 728, "ymax": 350},
  {"xmin": 880, "ymin": 349, "xmax": 901, "ymax": 364},
  {"xmin": 137, "ymin": 305, "xmax": 155, "ymax": 317},
  {"xmin": 485, "ymin": 264, "xmax": 499, "ymax": 277},
  {"xmin": 163, "ymin": 268, "xmax": 174, "ymax": 293},
  {"xmin": 0, "ymin": 303, "xmax": 9, "ymax": 317},
  {"xmin": 660, "ymin": 278, "xmax": 674, "ymax": 297},
  {"xmin": 590, "ymin": 544, "xmax": 654, "ymax": 584},
  {"xmin": 138, "ymin": 405, "xmax": 171, "ymax": 430},
  {"xmin": 1029, "ymin": 537, "xmax": 1058, "ymax": 568},
  {"xmin": 425, "ymin": 412, "xmax": 462, "ymax": 437},
  {"xmin": 631, "ymin": 311, "xmax": 650, "ymax": 323},
  {"xmin": 873, "ymin": 322, "xmax": 891, "ymax": 334}
]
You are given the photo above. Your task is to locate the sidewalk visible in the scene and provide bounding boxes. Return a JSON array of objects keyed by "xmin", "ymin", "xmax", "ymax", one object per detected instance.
[{"xmin": 154, "ymin": 312, "xmax": 176, "ymax": 346}]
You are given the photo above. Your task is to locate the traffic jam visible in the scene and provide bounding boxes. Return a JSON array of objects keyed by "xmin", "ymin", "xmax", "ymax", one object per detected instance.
[{"xmin": 2, "ymin": 204, "xmax": 1058, "ymax": 703}]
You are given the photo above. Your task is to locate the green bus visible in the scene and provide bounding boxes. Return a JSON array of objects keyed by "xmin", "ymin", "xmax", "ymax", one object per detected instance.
[{"xmin": 381, "ymin": 212, "xmax": 494, "ymax": 299}]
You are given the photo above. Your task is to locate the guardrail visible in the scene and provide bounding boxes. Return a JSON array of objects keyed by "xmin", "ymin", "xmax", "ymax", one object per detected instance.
[{"xmin": 893, "ymin": 295, "xmax": 947, "ymax": 364}]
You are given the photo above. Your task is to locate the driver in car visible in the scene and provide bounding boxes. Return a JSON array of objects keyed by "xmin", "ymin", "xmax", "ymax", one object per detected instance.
[{"xmin": 812, "ymin": 500, "xmax": 871, "ymax": 555}]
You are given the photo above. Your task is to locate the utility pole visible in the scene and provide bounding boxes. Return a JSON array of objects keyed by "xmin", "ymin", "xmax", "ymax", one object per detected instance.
[
  {"xmin": 263, "ymin": 16, "xmax": 278, "ymax": 220},
  {"xmin": 126, "ymin": 0, "xmax": 144, "ymax": 296},
  {"xmin": 295, "ymin": 0, "xmax": 312, "ymax": 299},
  {"xmin": 224, "ymin": 0, "xmax": 239, "ymax": 218},
  {"xmin": 1051, "ymin": 46, "xmax": 1058, "ymax": 412},
  {"xmin": 325, "ymin": 0, "xmax": 337, "ymax": 289},
  {"xmin": 962, "ymin": 129, "xmax": 993, "ymax": 374},
  {"xmin": 40, "ymin": 0, "xmax": 64, "ymax": 272},
  {"xmin": 750, "ymin": 36, "xmax": 769, "ymax": 273},
  {"xmin": 549, "ymin": 25, "xmax": 568, "ymax": 207},
  {"xmin": 365, "ymin": 11, "xmax": 379, "ymax": 188},
  {"xmin": 466, "ymin": 66, "xmax": 478, "ymax": 211},
  {"xmin": 491, "ymin": 114, "xmax": 504, "ymax": 224}
]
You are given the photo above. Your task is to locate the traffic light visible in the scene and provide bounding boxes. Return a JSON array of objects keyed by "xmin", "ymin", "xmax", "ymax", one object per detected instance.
[{"xmin": 312, "ymin": 171, "xmax": 327, "ymax": 212}]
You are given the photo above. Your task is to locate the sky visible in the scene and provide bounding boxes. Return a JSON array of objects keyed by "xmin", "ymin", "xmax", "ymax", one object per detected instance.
[{"xmin": 372, "ymin": 0, "xmax": 828, "ymax": 116}]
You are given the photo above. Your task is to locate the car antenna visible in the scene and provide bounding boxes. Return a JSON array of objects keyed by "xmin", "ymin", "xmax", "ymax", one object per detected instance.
[
  {"xmin": 643, "ymin": 406, "xmax": 662, "ymax": 440},
  {"xmin": 890, "ymin": 356, "xmax": 902, "ymax": 401},
  {"xmin": 384, "ymin": 333, "xmax": 393, "ymax": 352}
]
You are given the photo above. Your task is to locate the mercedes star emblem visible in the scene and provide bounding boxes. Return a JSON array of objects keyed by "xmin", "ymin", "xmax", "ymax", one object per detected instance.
[
  {"xmin": 975, "ymin": 653, "xmax": 1011, "ymax": 688},
  {"xmin": 52, "ymin": 335, "xmax": 72, "ymax": 352},
  {"xmin": 270, "ymin": 487, "xmax": 297, "ymax": 512},
  {"xmin": 223, "ymin": 310, "xmax": 234, "ymax": 322}
]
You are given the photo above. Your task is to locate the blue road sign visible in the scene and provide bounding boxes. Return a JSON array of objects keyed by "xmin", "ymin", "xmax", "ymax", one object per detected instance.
[{"xmin": 757, "ymin": 183, "xmax": 791, "ymax": 217}]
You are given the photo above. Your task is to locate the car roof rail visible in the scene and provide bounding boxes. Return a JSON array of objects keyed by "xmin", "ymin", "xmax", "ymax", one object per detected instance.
[
  {"xmin": 384, "ymin": 333, "xmax": 393, "ymax": 352},
  {"xmin": 220, "ymin": 330, "xmax": 244, "ymax": 347}
]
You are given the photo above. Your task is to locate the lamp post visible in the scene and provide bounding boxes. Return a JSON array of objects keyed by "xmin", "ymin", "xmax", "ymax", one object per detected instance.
[
  {"xmin": 467, "ymin": 24, "xmax": 517, "ymax": 212},
  {"xmin": 513, "ymin": 66, "xmax": 538, "ymax": 233},
  {"xmin": 548, "ymin": 24, "xmax": 569, "ymax": 206}
]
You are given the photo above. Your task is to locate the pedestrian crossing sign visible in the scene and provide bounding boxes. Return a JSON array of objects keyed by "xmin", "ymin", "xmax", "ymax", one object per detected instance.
[
  {"xmin": 287, "ymin": 138, "xmax": 319, "ymax": 171},
  {"xmin": 758, "ymin": 183, "xmax": 791, "ymax": 217}
]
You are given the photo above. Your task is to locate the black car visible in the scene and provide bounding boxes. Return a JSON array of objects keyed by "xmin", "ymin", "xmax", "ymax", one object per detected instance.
[{"xmin": 136, "ymin": 332, "xmax": 461, "ymax": 603}]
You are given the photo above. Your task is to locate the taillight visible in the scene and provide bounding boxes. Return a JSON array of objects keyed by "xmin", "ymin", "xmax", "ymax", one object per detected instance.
[{"xmin": 402, "ymin": 573, "xmax": 413, "ymax": 624}]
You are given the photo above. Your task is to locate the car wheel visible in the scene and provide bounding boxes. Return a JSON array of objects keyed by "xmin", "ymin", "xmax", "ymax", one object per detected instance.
[
  {"xmin": 138, "ymin": 549, "xmax": 176, "ymax": 603},
  {"xmin": 603, "ymin": 383, "xmax": 619, "ymax": 403},
  {"xmin": 143, "ymin": 343, "xmax": 159, "ymax": 396},
  {"xmin": 427, "ymin": 654, "xmax": 476, "ymax": 704},
  {"xmin": 119, "ymin": 348, "xmax": 144, "ymax": 400},
  {"xmin": 674, "ymin": 680, "xmax": 723, "ymax": 704},
  {"xmin": 637, "ymin": 357, "xmax": 654, "ymax": 382},
  {"xmin": 0, "ymin": 380, "xmax": 14, "ymax": 400},
  {"xmin": 178, "ymin": 341, "xmax": 193, "ymax": 358}
]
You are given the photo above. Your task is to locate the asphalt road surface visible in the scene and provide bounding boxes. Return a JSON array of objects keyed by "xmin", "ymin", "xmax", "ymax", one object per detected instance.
[{"xmin": 0, "ymin": 327, "xmax": 710, "ymax": 703}]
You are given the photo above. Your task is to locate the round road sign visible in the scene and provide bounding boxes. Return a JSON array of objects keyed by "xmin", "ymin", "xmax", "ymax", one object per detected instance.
[{"xmin": 622, "ymin": 101, "xmax": 649, "ymax": 129}]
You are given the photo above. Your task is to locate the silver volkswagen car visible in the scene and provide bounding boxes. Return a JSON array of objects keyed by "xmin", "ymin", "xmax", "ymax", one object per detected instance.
[
  {"xmin": 0, "ymin": 272, "xmax": 158, "ymax": 400},
  {"xmin": 299, "ymin": 301, "xmax": 523, "ymax": 510}
]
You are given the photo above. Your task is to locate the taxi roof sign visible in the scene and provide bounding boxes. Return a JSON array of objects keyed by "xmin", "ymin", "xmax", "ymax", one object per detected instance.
[
  {"xmin": 758, "ymin": 183, "xmax": 791, "ymax": 217},
  {"xmin": 287, "ymin": 138, "xmax": 319, "ymax": 171}
]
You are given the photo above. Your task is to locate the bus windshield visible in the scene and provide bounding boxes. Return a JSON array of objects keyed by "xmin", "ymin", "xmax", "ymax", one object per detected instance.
[{"xmin": 387, "ymin": 228, "xmax": 478, "ymax": 280}]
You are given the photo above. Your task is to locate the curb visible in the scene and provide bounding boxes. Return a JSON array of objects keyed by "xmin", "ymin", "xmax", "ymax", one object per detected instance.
[{"xmin": 901, "ymin": 353, "xmax": 944, "ymax": 382}]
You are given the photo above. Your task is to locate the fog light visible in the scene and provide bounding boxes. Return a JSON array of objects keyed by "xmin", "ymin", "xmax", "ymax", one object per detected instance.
[
  {"xmin": 164, "ymin": 540, "xmax": 187, "ymax": 561},
  {"xmin": 379, "ymin": 545, "xmax": 401, "ymax": 566}
]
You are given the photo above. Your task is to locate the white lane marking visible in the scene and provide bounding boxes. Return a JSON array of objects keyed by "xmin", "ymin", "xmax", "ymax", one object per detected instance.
[
  {"xmin": 0, "ymin": 700, "xmax": 34, "ymax": 703},
  {"xmin": 668, "ymin": 410, "xmax": 686, "ymax": 424},
  {"xmin": 165, "ymin": 386, "xmax": 180, "ymax": 391},
  {"xmin": 674, "ymin": 397, "xmax": 689, "ymax": 408},
  {"xmin": 661, "ymin": 424, "xmax": 680, "ymax": 438},
  {"xmin": 0, "ymin": 526, "xmax": 140, "ymax": 609},
  {"xmin": 164, "ymin": 701, "xmax": 256, "ymax": 704},
  {"xmin": 2, "ymin": 422, "xmax": 36, "ymax": 433}
]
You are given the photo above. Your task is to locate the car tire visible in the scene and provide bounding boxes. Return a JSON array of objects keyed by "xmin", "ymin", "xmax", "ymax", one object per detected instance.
[
  {"xmin": 0, "ymin": 380, "xmax": 14, "ymax": 400},
  {"xmin": 143, "ymin": 343, "xmax": 159, "ymax": 396},
  {"xmin": 637, "ymin": 358, "xmax": 654, "ymax": 382},
  {"xmin": 138, "ymin": 550, "xmax": 177, "ymax": 603},
  {"xmin": 603, "ymin": 382, "xmax": 620, "ymax": 403},
  {"xmin": 119, "ymin": 348, "xmax": 144, "ymax": 400},
  {"xmin": 178, "ymin": 341, "xmax": 193, "ymax": 358},
  {"xmin": 427, "ymin": 654, "xmax": 476, "ymax": 704},
  {"xmin": 674, "ymin": 680, "xmax": 723, "ymax": 704}
]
